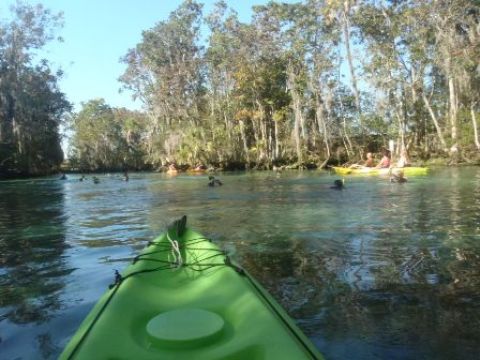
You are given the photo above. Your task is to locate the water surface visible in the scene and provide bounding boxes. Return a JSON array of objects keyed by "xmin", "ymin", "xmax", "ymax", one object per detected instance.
[{"xmin": 0, "ymin": 168, "xmax": 479, "ymax": 359}]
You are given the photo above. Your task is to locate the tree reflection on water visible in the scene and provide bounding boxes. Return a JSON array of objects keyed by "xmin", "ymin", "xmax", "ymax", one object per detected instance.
[
  {"xmin": 0, "ymin": 180, "xmax": 69, "ymax": 329},
  {"xmin": 234, "ymin": 172, "xmax": 480, "ymax": 359},
  {"xmin": 1, "ymin": 170, "xmax": 480, "ymax": 360}
]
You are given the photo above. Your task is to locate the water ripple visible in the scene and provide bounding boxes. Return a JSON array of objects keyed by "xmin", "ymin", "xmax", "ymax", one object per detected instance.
[{"xmin": 1, "ymin": 170, "xmax": 480, "ymax": 359}]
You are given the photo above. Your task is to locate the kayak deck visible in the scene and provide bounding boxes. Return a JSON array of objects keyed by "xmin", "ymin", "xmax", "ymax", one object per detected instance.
[
  {"xmin": 331, "ymin": 166, "xmax": 429, "ymax": 176},
  {"xmin": 61, "ymin": 220, "xmax": 322, "ymax": 359}
]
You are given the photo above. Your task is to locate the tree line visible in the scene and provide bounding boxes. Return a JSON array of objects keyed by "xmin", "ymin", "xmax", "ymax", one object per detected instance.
[
  {"xmin": 0, "ymin": 2, "xmax": 70, "ymax": 178},
  {"xmin": 111, "ymin": 0, "xmax": 480, "ymax": 170},
  {"xmin": 2, "ymin": 1, "xmax": 479, "ymax": 176}
]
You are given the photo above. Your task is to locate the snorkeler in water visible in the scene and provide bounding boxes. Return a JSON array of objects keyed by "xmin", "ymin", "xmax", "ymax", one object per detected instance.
[
  {"xmin": 208, "ymin": 176, "xmax": 223, "ymax": 187},
  {"xmin": 390, "ymin": 170, "xmax": 407, "ymax": 183},
  {"xmin": 330, "ymin": 179, "xmax": 345, "ymax": 190}
]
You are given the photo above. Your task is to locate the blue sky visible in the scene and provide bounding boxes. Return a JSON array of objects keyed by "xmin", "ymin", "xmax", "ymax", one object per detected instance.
[{"xmin": 1, "ymin": 0, "xmax": 298, "ymax": 112}]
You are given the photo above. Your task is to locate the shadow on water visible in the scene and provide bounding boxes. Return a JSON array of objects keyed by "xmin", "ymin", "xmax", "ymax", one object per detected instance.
[{"xmin": 0, "ymin": 180, "xmax": 70, "ymax": 358}]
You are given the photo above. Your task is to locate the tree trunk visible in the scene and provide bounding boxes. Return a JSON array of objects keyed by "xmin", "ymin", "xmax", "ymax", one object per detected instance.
[
  {"xmin": 394, "ymin": 89, "xmax": 406, "ymax": 157},
  {"xmin": 342, "ymin": 2, "xmax": 361, "ymax": 118},
  {"xmin": 471, "ymin": 103, "xmax": 480, "ymax": 150},
  {"xmin": 293, "ymin": 96, "xmax": 302, "ymax": 163},
  {"xmin": 239, "ymin": 120, "xmax": 250, "ymax": 165},
  {"xmin": 343, "ymin": 117, "xmax": 353, "ymax": 158},
  {"xmin": 287, "ymin": 68, "xmax": 303, "ymax": 163},
  {"xmin": 339, "ymin": 97, "xmax": 354, "ymax": 158},
  {"xmin": 422, "ymin": 92, "xmax": 448, "ymax": 152},
  {"xmin": 224, "ymin": 95, "xmax": 231, "ymax": 141},
  {"xmin": 315, "ymin": 95, "xmax": 330, "ymax": 168},
  {"xmin": 274, "ymin": 118, "xmax": 279, "ymax": 160},
  {"xmin": 250, "ymin": 114, "xmax": 260, "ymax": 158},
  {"xmin": 448, "ymin": 75, "xmax": 459, "ymax": 156},
  {"xmin": 1, "ymin": 93, "xmax": 16, "ymax": 145}
]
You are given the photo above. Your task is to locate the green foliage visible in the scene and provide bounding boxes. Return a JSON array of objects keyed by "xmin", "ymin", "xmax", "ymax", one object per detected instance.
[
  {"xmin": 458, "ymin": 108, "xmax": 479, "ymax": 149},
  {"xmin": 115, "ymin": 0, "xmax": 479, "ymax": 166},
  {"xmin": 9, "ymin": 0, "xmax": 473, "ymax": 172},
  {"xmin": 1, "ymin": 0, "xmax": 478, "ymax": 174},
  {"xmin": 69, "ymin": 99, "xmax": 147, "ymax": 171},
  {"xmin": 362, "ymin": 114, "xmax": 393, "ymax": 136},
  {"xmin": 0, "ymin": 2, "xmax": 70, "ymax": 177}
]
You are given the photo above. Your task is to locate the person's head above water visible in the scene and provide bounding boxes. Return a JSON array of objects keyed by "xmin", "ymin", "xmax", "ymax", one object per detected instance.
[
  {"xmin": 331, "ymin": 179, "xmax": 345, "ymax": 190},
  {"xmin": 390, "ymin": 170, "xmax": 407, "ymax": 183}
]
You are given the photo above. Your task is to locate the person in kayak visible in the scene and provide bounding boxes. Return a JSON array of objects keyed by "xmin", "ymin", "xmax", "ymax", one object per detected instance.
[
  {"xmin": 375, "ymin": 149, "xmax": 391, "ymax": 168},
  {"xmin": 349, "ymin": 152, "xmax": 374, "ymax": 168}
]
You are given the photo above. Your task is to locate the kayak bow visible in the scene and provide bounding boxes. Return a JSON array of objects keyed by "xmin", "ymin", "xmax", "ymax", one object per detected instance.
[{"xmin": 61, "ymin": 216, "xmax": 323, "ymax": 360}]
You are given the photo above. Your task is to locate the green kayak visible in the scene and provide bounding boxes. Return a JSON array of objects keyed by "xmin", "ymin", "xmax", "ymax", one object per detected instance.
[{"xmin": 61, "ymin": 216, "xmax": 323, "ymax": 359}]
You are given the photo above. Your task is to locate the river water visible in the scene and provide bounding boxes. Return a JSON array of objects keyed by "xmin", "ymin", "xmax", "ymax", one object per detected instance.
[{"xmin": 0, "ymin": 168, "xmax": 479, "ymax": 359}]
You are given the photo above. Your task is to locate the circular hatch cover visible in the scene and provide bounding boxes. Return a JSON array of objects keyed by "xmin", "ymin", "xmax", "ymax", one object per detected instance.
[{"xmin": 146, "ymin": 308, "xmax": 225, "ymax": 346}]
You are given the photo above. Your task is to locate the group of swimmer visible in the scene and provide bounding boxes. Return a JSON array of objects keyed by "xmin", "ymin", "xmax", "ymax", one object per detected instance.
[
  {"xmin": 60, "ymin": 150, "xmax": 409, "ymax": 190},
  {"xmin": 59, "ymin": 173, "xmax": 99, "ymax": 183},
  {"xmin": 60, "ymin": 167, "xmax": 224, "ymax": 187},
  {"xmin": 166, "ymin": 163, "xmax": 209, "ymax": 174},
  {"xmin": 166, "ymin": 163, "xmax": 223, "ymax": 187},
  {"xmin": 59, "ymin": 171, "xmax": 129, "ymax": 183}
]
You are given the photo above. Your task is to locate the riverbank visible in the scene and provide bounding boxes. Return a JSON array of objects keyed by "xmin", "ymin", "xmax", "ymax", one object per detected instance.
[{"xmin": 2, "ymin": 152, "xmax": 480, "ymax": 180}]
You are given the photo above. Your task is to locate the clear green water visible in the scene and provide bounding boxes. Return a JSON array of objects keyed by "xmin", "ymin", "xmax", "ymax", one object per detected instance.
[{"xmin": 1, "ymin": 168, "xmax": 479, "ymax": 359}]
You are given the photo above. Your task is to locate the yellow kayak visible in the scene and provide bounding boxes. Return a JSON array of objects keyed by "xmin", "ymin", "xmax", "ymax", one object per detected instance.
[{"xmin": 331, "ymin": 166, "xmax": 429, "ymax": 176}]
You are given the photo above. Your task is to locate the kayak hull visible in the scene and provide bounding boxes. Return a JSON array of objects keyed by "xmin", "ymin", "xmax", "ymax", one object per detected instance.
[
  {"xmin": 331, "ymin": 166, "xmax": 429, "ymax": 176},
  {"xmin": 61, "ymin": 225, "xmax": 322, "ymax": 359}
]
